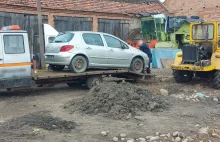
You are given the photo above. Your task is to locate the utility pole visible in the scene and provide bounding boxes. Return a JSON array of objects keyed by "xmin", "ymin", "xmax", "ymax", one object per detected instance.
[{"xmin": 37, "ymin": 0, "xmax": 45, "ymax": 70}]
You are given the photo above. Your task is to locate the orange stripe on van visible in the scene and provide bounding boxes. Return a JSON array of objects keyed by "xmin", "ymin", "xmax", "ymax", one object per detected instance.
[{"xmin": 0, "ymin": 62, "xmax": 31, "ymax": 67}]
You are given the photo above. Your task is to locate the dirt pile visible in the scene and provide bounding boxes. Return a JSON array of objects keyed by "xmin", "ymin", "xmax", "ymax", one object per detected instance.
[
  {"xmin": 76, "ymin": 82, "xmax": 169, "ymax": 119},
  {"xmin": 1, "ymin": 111, "xmax": 76, "ymax": 133}
]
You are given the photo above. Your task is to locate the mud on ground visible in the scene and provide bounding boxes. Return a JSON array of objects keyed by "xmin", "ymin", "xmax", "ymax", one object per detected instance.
[
  {"xmin": 0, "ymin": 69, "xmax": 219, "ymax": 142},
  {"xmin": 1, "ymin": 111, "xmax": 76, "ymax": 132}
]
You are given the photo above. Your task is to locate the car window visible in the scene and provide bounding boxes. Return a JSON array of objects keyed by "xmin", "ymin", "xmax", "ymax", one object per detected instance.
[
  {"xmin": 4, "ymin": 35, "xmax": 25, "ymax": 54},
  {"xmin": 52, "ymin": 33, "xmax": 74, "ymax": 43},
  {"xmin": 104, "ymin": 35, "xmax": 122, "ymax": 48},
  {"xmin": 82, "ymin": 33, "xmax": 104, "ymax": 46}
]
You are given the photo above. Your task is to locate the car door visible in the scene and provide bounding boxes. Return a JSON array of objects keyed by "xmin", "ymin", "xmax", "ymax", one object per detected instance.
[
  {"xmin": 218, "ymin": 22, "xmax": 220, "ymax": 49},
  {"xmin": 82, "ymin": 33, "xmax": 108, "ymax": 67},
  {"xmin": 103, "ymin": 34, "xmax": 132, "ymax": 67},
  {"xmin": 3, "ymin": 32, "xmax": 31, "ymax": 72},
  {"xmin": 3, "ymin": 33, "xmax": 30, "ymax": 63}
]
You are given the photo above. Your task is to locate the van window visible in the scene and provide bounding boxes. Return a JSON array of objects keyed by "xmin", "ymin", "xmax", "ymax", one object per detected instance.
[
  {"xmin": 4, "ymin": 35, "xmax": 25, "ymax": 54},
  {"xmin": 82, "ymin": 33, "xmax": 104, "ymax": 46},
  {"xmin": 48, "ymin": 36, "xmax": 55, "ymax": 43},
  {"xmin": 52, "ymin": 33, "xmax": 74, "ymax": 43}
]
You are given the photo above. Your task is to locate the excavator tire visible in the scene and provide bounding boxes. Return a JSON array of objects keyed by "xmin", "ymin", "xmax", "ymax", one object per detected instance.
[
  {"xmin": 173, "ymin": 70, "xmax": 193, "ymax": 83},
  {"xmin": 214, "ymin": 71, "xmax": 220, "ymax": 89}
]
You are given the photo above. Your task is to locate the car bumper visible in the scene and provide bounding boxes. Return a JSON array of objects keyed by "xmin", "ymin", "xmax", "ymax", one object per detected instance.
[
  {"xmin": 171, "ymin": 64, "xmax": 215, "ymax": 71},
  {"xmin": 144, "ymin": 57, "xmax": 149, "ymax": 69},
  {"xmin": 45, "ymin": 52, "xmax": 74, "ymax": 65},
  {"xmin": 0, "ymin": 77, "xmax": 34, "ymax": 89}
]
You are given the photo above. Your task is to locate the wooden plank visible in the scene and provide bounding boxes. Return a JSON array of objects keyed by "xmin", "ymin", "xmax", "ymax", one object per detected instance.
[
  {"xmin": 34, "ymin": 69, "xmax": 131, "ymax": 80},
  {"xmin": 161, "ymin": 59, "xmax": 174, "ymax": 69}
]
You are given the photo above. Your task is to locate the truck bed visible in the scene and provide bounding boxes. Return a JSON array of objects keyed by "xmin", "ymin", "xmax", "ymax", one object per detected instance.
[{"xmin": 33, "ymin": 69, "xmax": 147, "ymax": 84}]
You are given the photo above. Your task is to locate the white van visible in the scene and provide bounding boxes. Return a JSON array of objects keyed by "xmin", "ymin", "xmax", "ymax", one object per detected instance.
[
  {"xmin": 0, "ymin": 25, "xmax": 33, "ymax": 89},
  {"xmin": 31, "ymin": 24, "xmax": 58, "ymax": 68}
]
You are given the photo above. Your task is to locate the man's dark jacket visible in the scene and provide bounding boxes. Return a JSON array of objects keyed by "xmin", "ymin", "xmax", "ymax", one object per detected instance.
[{"xmin": 140, "ymin": 43, "xmax": 152, "ymax": 62}]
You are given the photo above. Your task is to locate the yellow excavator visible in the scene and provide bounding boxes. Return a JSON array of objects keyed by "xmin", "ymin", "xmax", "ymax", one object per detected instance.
[{"xmin": 171, "ymin": 22, "xmax": 220, "ymax": 89}]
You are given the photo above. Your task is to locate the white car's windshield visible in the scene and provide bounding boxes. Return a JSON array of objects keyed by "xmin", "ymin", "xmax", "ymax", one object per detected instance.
[{"xmin": 52, "ymin": 33, "xmax": 74, "ymax": 43}]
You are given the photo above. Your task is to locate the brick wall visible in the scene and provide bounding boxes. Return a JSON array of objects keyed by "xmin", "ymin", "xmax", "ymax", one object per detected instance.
[{"xmin": 164, "ymin": 0, "xmax": 220, "ymax": 21}]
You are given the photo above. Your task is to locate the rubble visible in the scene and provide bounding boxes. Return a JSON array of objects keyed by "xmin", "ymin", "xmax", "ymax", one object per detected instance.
[
  {"xmin": 149, "ymin": 136, "xmax": 159, "ymax": 141},
  {"xmin": 169, "ymin": 92, "xmax": 220, "ymax": 103},
  {"xmin": 198, "ymin": 127, "xmax": 209, "ymax": 135},
  {"xmin": 138, "ymin": 138, "xmax": 146, "ymax": 141},
  {"xmin": 175, "ymin": 137, "xmax": 181, "ymax": 142},
  {"xmin": 146, "ymin": 136, "xmax": 152, "ymax": 140},
  {"xmin": 120, "ymin": 134, "xmax": 127, "ymax": 138},
  {"xmin": 160, "ymin": 134, "xmax": 166, "ymax": 137},
  {"xmin": 103, "ymin": 127, "xmax": 220, "ymax": 142},
  {"xmin": 112, "ymin": 137, "xmax": 119, "ymax": 141},
  {"xmin": 178, "ymin": 132, "xmax": 185, "ymax": 139},
  {"xmin": 155, "ymin": 132, "xmax": 160, "ymax": 136},
  {"xmin": 101, "ymin": 131, "xmax": 109, "ymax": 136},
  {"xmin": 127, "ymin": 139, "xmax": 134, "ymax": 142},
  {"xmin": 213, "ymin": 97, "xmax": 219, "ymax": 102},
  {"xmin": 167, "ymin": 133, "xmax": 171, "ymax": 138},
  {"xmin": 172, "ymin": 131, "xmax": 180, "ymax": 137},
  {"xmin": 160, "ymin": 89, "xmax": 169, "ymax": 96}
]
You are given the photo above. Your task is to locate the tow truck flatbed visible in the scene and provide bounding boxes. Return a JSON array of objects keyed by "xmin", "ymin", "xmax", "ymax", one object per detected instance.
[
  {"xmin": 33, "ymin": 69, "xmax": 150, "ymax": 89},
  {"xmin": 0, "ymin": 26, "xmax": 152, "ymax": 91},
  {"xmin": 34, "ymin": 69, "xmax": 131, "ymax": 80}
]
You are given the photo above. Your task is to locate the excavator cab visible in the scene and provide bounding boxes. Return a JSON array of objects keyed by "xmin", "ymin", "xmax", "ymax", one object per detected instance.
[{"xmin": 171, "ymin": 22, "xmax": 220, "ymax": 89}]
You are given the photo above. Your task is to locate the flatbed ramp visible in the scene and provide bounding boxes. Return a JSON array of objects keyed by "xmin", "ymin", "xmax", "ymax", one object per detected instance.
[{"xmin": 33, "ymin": 69, "xmax": 150, "ymax": 89}]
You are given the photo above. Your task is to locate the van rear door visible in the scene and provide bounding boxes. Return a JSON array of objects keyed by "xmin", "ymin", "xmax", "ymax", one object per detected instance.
[{"xmin": 43, "ymin": 24, "xmax": 59, "ymax": 46}]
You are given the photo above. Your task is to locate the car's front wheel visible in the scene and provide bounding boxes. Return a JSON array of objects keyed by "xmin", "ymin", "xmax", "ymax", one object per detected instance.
[
  {"xmin": 130, "ymin": 57, "xmax": 144, "ymax": 73},
  {"xmin": 70, "ymin": 55, "xmax": 88, "ymax": 73}
]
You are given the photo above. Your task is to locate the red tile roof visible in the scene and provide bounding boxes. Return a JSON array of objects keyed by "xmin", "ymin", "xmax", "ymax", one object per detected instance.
[{"xmin": 0, "ymin": 0, "xmax": 168, "ymax": 14}]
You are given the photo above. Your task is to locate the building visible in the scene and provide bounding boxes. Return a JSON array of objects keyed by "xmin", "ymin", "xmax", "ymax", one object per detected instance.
[
  {"xmin": 0, "ymin": 0, "xmax": 168, "ymax": 40},
  {"xmin": 164, "ymin": 0, "xmax": 220, "ymax": 21}
]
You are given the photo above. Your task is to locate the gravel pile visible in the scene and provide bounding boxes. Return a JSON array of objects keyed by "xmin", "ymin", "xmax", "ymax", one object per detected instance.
[{"xmin": 77, "ymin": 82, "xmax": 169, "ymax": 119}]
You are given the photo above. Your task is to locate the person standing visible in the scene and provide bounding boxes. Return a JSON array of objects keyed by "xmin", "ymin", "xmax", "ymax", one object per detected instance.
[{"xmin": 139, "ymin": 40, "xmax": 152, "ymax": 74}]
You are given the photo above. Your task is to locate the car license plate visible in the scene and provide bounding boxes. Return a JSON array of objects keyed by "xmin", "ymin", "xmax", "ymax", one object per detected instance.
[{"xmin": 47, "ymin": 55, "xmax": 54, "ymax": 60}]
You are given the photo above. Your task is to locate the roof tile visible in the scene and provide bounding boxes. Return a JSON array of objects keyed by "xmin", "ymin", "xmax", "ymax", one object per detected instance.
[{"xmin": 0, "ymin": 0, "xmax": 167, "ymax": 14}]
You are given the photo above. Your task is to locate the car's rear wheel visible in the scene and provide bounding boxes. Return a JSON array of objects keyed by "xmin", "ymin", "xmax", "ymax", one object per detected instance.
[
  {"xmin": 70, "ymin": 55, "xmax": 88, "ymax": 73},
  {"xmin": 130, "ymin": 57, "xmax": 144, "ymax": 73},
  {"xmin": 49, "ymin": 65, "xmax": 65, "ymax": 71}
]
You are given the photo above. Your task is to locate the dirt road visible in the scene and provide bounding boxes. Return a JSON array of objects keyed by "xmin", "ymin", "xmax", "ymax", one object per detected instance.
[{"xmin": 0, "ymin": 69, "xmax": 219, "ymax": 142}]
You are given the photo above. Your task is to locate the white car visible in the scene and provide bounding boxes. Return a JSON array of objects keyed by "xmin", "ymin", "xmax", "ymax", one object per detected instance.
[{"xmin": 45, "ymin": 31, "xmax": 149, "ymax": 73}]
